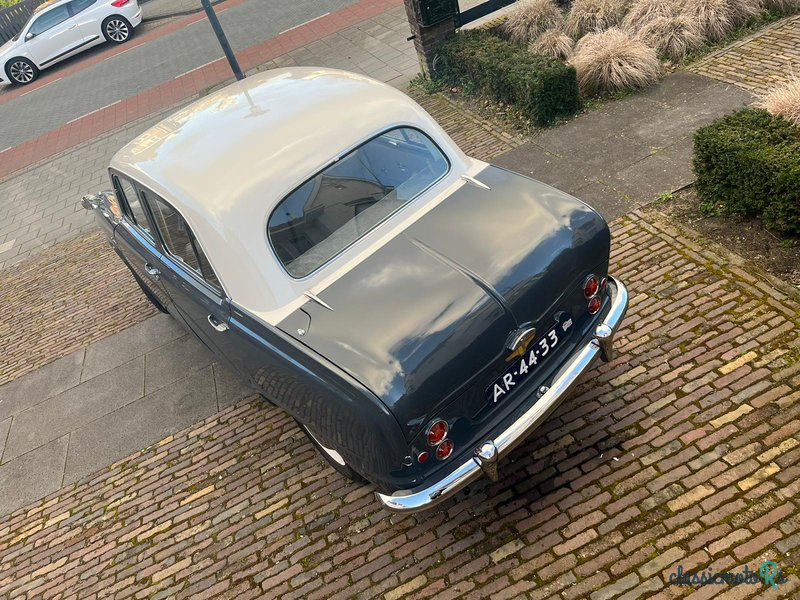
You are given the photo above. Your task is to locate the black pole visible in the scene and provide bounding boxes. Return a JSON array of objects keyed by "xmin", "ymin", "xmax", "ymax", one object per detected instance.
[{"xmin": 201, "ymin": 0, "xmax": 244, "ymax": 81}]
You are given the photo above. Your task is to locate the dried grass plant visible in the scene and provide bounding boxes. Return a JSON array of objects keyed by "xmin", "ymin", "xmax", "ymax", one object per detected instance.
[
  {"xmin": 529, "ymin": 28, "xmax": 576, "ymax": 58},
  {"xmin": 622, "ymin": 0, "xmax": 682, "ymax": 31},
  {"xmin": 564, "ymin": 0, "xmax": 628, "ymax": 37},
  {"xmin": 759, "ymin": 75, "xmax": 800, "ymax": 126},
  {"xmin": 636, "ymin": 14, "xmax": 705, "ymax": 60},
  {"xmin": 501, "ymin": 0, "xmax": 565, "ymax": 44},
  {"xmin": 681, "ymin": 0, "xmax": 762, "ymax": 41},
  {"xmin": 570, "ymin": 27, "xmax": 662, "ymax": 94}
]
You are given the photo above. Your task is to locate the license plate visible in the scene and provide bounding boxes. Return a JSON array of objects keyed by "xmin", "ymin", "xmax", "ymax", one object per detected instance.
[{"xmin": 487, "ymin": 315, "xmax": 574, "ymax": 404}]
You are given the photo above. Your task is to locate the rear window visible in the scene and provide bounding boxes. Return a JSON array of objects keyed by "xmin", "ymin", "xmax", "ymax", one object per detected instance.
[{"xmin": 267, "ymin": 127, "xmax": 449, "ymax": 278}]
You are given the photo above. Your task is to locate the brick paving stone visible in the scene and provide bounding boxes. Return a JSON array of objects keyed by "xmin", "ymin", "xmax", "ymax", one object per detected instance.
[
  {"xmin": 689, "ymin": 14, "xmax": 800, "ymax": 94},
  {"xmin": 0, "ymin": 211, "xmax": 797, "ymax": 598}
]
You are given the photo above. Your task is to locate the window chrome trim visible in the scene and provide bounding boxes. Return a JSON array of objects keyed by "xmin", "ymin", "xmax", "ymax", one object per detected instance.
[
  {"xmin": 109, "ymin": 168, "xmax": 230, "ymax": 299},
  {"xmin": 266, "ymin": 125, "xmax": 452, "ymax": 282}
]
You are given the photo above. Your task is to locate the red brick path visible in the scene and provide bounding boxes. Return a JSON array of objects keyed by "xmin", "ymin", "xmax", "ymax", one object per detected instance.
[
  {"xmin": 0, "ymin": 211, "xmax": 798, "ymax": 599},
  {"xmin": 0, "ymin": 0, "xmax": 404, "ymax": 181}
]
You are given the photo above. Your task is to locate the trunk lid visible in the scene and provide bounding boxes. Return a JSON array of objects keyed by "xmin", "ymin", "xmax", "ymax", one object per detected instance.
[{"xmin": 278, "ymin": 165, "xmax": 610, "ymax": 440}]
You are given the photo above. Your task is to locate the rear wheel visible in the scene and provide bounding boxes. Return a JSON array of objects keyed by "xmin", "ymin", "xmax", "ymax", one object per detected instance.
[
  {"xmin": 102, "ymin": 16, "xmax": 132, "ymax": 43},
  {"xmin": 297, "ymin": 421, "xmax": 366, "ymax": 482},
  {"xmin": 6, "ymin": 58, "xmax": 38, "ymax": 85}
]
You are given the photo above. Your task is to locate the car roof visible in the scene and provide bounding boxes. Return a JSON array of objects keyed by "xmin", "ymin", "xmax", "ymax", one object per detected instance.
[{"xmin": 110, "ymin": 68, "xmax": 470, "ymax": 322}]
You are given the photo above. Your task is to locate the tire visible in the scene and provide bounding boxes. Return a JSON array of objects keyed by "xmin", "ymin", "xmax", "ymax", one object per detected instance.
[
  {"xmin": 102, "ymin": 16, "xmax": 133, "ymax": 44},
  {"xmin": 6, "ymin": 57, "xmax": 38, "ymax": 85},
  {"xmin": 297, "ymin": 420, "xmax": 366, "ymax": 483}
]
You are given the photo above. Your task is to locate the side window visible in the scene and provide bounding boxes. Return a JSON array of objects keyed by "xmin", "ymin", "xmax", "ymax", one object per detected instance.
[
  {"xmin": 115, "ymin": 175, "xmax": 153, "ymax": 239},
  {"xmin": 28, "ymin": 5, "xmax": 71, "ymax": 36},
  {"xmin": 146, "ymin": 193, "xmax": 222, "ymax": 292},
  {"xmin": 69, "ymin": 0, "xmax": 96, "ymax": 15}
]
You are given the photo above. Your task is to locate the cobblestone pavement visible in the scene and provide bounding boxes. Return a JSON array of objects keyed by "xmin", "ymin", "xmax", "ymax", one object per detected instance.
[
  {"xmin": 689, "ymin": 14, "xmax": 800, "ymax": 94},
  {"xmin": 0, "ymin": 231, "xmax": 156, "ymax": 386},
  {"xmin": 0, "ymin": 212, "xmax": 798, "ymax": 599}
]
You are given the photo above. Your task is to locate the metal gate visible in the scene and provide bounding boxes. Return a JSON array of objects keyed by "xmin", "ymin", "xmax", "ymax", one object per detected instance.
[
  {"xmin": 417, "ymin": 0, "xmax": 517, "ymax": 27},
  {"xmin": 458, "ymin": 0, "xmax": 516, "ymax": 25}
]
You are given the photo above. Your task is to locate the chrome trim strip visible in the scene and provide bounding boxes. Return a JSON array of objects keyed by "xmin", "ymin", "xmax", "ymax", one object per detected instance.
[{"xmin": 376, "ymin": 276, "xmax": 629, "ymax": 513}]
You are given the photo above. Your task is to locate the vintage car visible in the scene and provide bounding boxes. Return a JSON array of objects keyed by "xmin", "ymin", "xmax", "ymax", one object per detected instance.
[{"xmin": 82, "ymin": 68, "xmax": 628, "ymax": 513}]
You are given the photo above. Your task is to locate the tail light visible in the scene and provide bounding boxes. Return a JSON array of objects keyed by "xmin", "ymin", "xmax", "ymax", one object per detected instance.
[
  {"xmin": 417, "ymin": 451, "xmax": 429, "ymax": 463},
  {"xmin": 600, "ymin": 276, "xmax": 608, "ymax": 290},
  {"xmin": 111, "ymin": 0, "xmax": 130, "ymax": 6},
  {"xmin": 427, "ymin": 420, "xmax": 448, "ymax": 446},
  {"xmin": 436, "ymin": 439, "xmax": 454, "ymax": 460},
  {"xmin": 588, "ymin": 296, "xmax": 602, "ymax": 315},
  {"xmin": 583, "ymin": 275, "xmax": 599, "ymax": 298}
]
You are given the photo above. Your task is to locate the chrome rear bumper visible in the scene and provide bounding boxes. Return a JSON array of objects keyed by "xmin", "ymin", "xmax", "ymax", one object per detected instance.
[{"xmin": 376, "ymin": 276, "xmax": 629, "ymax": 513}]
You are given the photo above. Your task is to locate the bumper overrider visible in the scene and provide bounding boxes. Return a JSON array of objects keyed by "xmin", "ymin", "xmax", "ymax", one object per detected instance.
[{"xmin": 376, "ymin": 276, "xmax": 629, "ymax": 513}]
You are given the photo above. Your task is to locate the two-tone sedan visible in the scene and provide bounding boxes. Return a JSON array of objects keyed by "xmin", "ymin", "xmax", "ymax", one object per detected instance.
[{"xmin": 82, "ymin": 68, "xmax": 628, "ymax": 513}]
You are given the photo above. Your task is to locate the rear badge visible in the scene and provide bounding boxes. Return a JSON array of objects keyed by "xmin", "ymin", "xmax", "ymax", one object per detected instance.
[{"xmin": 489, "ymin": 314, "xmax": 573, "ymax": 404}]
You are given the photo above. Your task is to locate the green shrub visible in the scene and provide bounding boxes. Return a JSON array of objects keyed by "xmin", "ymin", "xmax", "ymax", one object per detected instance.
[
  {"xmin": 694, "ymin": 108, "xmax": 800, "ymax": 234},
  {"xmin": 435, "ymin": 30, "xmax": 581, "ymax": 126}
]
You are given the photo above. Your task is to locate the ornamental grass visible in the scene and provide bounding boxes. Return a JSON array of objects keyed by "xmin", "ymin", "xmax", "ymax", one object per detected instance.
[{"xmin": 570, "ymin": 27, "xmax": 662, "ymax": 94}]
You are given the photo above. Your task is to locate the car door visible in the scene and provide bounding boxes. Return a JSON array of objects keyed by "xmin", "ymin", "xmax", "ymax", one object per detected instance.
[
  {"xmin": 23, "ymin": 3, "xmax": 87, "ymax": 68},
  {"xmin": 66, "ymin": 0, "xmax": 102, "ymax": 46},
  {"xmin": 141, "ymin": 189, "xmax": 234, "ymax": 357},
  {"xmin": 111, "ymin": 172, "xmax": 175, "ymax": 314}
]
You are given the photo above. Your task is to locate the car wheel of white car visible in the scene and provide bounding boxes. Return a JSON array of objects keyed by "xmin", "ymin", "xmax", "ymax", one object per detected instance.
[
  {"xmin": 102, "ymin": 16, "xmax": 132, "ymax": 43},
  {"xmin": 7, "ymin": 58, "xmax": 38, "ymax": 85}
]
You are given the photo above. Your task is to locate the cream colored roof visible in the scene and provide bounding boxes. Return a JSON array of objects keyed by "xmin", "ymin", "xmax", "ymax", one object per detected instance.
[{"xmin": 110, "ymin": 68, "xmax": 474, "ymax": 322}]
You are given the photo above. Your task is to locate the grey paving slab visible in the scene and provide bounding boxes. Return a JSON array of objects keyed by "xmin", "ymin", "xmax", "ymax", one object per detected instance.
[
  {"xmin": 0, "ymin": 417, "xmax": 10, "ymax": 463},
  {"xmin": 213, "ymin": 362, "xmax": 256, "ymax": 410},
  {"xmin": 81, "ymin": 313, "xmax": 185, "ymax": 382},
  {"xmin": 144, "ymin": 334, "xmax": 214, "ymax": 394},
  {"xmin": 0, "ymin": 349, "xmax": 84, "ymax": 421},
  {"xmin": 494, "ymin": 72, "xmax": 756, "ymax": 218},
  {"xmin": 63, "ymin": 364, "xmax": 218, "ymax": 484},
  {"xmin": 0, "ymin": 435, "xmax": 68, "ymax": 516},
  {"xmin": 2, "ymin": 357, "xmax": 145, "ymax": 463}
]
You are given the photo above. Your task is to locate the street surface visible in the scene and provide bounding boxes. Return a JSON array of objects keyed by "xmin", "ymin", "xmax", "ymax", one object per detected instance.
[{"xmin": 0, "ymin": 0, "xmax": 357, "ymax": 150}]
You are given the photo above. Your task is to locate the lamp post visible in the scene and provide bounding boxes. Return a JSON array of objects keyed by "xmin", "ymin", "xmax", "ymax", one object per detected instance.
[{"xmin": 200, "ymin": 0, "xmax": 244, "ymax": 81}]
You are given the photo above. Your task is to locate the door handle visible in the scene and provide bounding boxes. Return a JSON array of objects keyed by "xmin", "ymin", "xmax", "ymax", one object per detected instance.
[
  {"xmin": 144, "ymin": 263, "xmax": 160, "ymax": 279},
  {"xmin": 207, "ymin": 314, "xmax": 229, "ymax": 333},
  {"xmin": 68, "ymin": 24, "xmax": 77, "ymax": 29}
]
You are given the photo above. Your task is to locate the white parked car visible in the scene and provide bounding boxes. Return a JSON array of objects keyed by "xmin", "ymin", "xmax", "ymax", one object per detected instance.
[{"xmin": 0, "ymin": 0, "xmax": 141, "ymax": 85}]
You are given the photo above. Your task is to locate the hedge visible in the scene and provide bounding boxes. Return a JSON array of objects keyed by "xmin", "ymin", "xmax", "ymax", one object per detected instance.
[
  {"xmin": 694, "ymin": 108, "xmax": 800, "ymax": 235},
  {"xmin": 435, "ymin": 30, "xmax": 581, "ymax": 127}
]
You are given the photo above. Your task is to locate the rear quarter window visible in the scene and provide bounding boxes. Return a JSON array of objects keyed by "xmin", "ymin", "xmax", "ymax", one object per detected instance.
[{"xmin": 267, "ymin": 127, "xmax": 449, "ymax": 278}]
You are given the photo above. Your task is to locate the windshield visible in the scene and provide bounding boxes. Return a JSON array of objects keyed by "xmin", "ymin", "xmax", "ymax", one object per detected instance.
[{"xmin": 268, "ymin": 127, "xmax": 450, "ymax": 278}]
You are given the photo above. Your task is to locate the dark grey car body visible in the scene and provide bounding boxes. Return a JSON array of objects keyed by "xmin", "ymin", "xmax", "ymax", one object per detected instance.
[{"xmin": 87, "ymin": 163, "xmax": 625, "ymax": 509}]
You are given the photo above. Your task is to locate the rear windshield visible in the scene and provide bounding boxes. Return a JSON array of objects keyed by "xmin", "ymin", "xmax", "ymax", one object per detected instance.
[{"xmin": 268, "ymin": 127, "xmax": 449, "ymax": 278}]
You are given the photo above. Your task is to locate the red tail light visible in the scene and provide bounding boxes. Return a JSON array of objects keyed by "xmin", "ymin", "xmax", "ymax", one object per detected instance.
[
  {"xmin": 588, "ymin": 296, "xmax": 602, "ymax": 315},
  {"xmin": 600, "ymin": 276, "xmax": 608, "ymax": 290},
  {"xmin": 417, "ymin": 451, "xmax": 429, "ymax": 463},
  {"xmin": 111, "ymin": 0, "xmax": 130, "ymax": 6},
  {"xmin": 436, "ymin": 439, "xmax": 454, "ymax": 460},
  {"xmin": 427, "ymin": 420, "xmax": 448, "ymax": 446},
  {"xmin": 583, "ymin": 275, "xmax": 599, "ymax": 298}
]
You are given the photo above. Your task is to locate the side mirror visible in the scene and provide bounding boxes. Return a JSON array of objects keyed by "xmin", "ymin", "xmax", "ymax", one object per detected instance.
[{"xmin": 25, "ymin": 32, "xmax": 35, "ymax": 40}]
